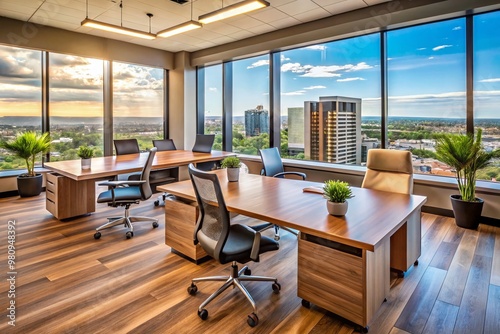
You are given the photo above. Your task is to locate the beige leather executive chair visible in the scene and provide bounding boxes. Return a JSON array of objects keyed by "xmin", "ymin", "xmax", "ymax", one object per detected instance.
[{"xmin": 361, "ymin": 149, "xmax": 419, "ymax": 275}]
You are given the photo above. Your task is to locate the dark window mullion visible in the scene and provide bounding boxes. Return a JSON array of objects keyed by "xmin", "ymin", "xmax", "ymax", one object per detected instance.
[{"xmin": 223, "ymin": 62, "xmax": 233, "ymax": 151}]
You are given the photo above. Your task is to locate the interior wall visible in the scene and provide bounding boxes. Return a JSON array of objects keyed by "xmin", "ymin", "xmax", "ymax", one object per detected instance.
[{"xmin": 0, "ymin": 16, "xmax": 174, "ymax": 69}]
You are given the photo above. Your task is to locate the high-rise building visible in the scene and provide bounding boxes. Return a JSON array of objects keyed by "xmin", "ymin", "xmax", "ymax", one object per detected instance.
[
  {"xmin": 304, "ymin": 96, "xmax": 361, "ymax": 164},
  {"xmin": 287, "ymin": 107, "xmax": 304, "ymax": 155},
  {"xmin": 244, "ymin": 105, "xmax": 269, "ymax": 137}
]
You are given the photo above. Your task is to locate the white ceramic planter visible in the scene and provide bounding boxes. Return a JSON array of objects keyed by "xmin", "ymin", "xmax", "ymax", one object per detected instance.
[
  {"xmin": 227, "ymin": 167, "xmax": 239, "ymax": 182},
  {"xmin": 326, "ymin": 200, "xmax": 348, "ymax": 216},
  {"xmin": 81, "ymin": 158, "xmax": 91, "ymax": 170}
]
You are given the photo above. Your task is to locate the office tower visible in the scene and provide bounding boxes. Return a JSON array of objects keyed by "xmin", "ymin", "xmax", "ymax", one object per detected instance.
[
  {"xmin": 287, "ymin": 107, "xmax": 305, "ymax": 155},
  {"xmin": 304, "ymin": 96, "xmax": 361, "ymax": 164},
  {"xmin": 244, "ymin": 105, "xmax": 269, "ymax": 137}
]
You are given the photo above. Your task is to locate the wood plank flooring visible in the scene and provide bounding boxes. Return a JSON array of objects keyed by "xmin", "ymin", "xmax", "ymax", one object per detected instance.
[{"xmin": 0, "ymin": 192, "xmax": 499, "ymax": 333}]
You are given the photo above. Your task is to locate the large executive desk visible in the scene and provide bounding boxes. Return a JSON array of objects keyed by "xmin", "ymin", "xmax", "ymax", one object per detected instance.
[
  {"xmin": 159, "ymin": 170, "xmax": 427, "ymax": 330},
  {"xmin": 43, "ymin": 150, "xmax": 234, "ymax": 219}
]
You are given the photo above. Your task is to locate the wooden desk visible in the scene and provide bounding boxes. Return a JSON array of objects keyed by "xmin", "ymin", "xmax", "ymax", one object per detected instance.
[
  {"xmin": 158, "ymin": 170, "xmax": 427, "ymax": 330},
  {"xmin": 43, "ymin": 150, "xmax": 234, "ymax": 219}
]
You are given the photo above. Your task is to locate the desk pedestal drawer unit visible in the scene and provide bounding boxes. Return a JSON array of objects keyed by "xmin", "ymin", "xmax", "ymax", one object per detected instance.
[
  {"xmin": 298, "ymin": 233, "xmax": 390, "ymax": 329},
  {"xmin": 165, "ymin": 197, "xmax": 208, "ymax": 262},
  {"xmin": 45, "ymin": 173, "xmax": 95, "ymax": 220}
]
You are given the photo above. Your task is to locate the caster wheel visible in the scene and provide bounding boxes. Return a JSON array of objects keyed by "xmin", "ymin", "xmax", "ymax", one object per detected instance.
[
  {"xmin": 274, "ymin": 235, "xmax": 280, "ymax": 241},
  {"xmin": 414, "ymin": 260, "xmax": 419, "ymax": 266},
  {"xmin": 397, "ymin": 271, "xmax": 405, "ymax": 278},
  {"xmin": 126, "ymin": 231, "xmax": 133, "ymax": 239},
  {"xmin": 152, "ymin": 222, "xmax": 159, "ymax": 228},
  {"xmin": 187, "ymin": 283, "xmax": 198, "ymax": 295},
  {"xmin": 272, "ymin": 282, "xmax": 281, "ymax": 294},
  {"xmin": 244, "ymin": 268, "xmax": 251, "ymax": 275},
  {"xmin": 356, "ymin": 325, "xmax": 369, "ymax": 333},
  {"xmin": 247, "ymin": 313, "xmax": 259, "ymax": 327},
  {"xmin": 154, "ymin": 200, "xmax": 159, "ymax": 207},
  {"xmin": 162, "ymin": 194, "xmax": 167, "ymax": 200},
  {"xmin": 198, "ymin": 309, "xmax": 208, "ymax": 320},
  {"xmin": 94, "ymin": 232, "xmax": 101, "ymax": 239},
  {"xmin": 301, "ymin": 299, "xmax": 311, "ymax": 308}
]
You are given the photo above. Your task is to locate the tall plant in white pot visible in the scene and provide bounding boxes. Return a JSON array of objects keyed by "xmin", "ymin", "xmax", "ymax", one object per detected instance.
[{"xmin": 221, "ymin": 156, "xmax": 241, "ymax": 182}]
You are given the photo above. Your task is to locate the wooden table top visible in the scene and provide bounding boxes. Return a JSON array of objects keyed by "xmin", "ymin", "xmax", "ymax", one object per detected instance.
[
  {"xmin": 158, "ymin": 170, "xmax": 427, "ymax": 251},
  {"xmin": 44, "ymin": 150, "xmax": 235, "ymax": 181}
]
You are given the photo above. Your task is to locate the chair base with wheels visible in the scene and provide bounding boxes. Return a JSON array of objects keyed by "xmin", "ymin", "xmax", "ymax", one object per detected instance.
[
  {"xmin": 187, "ymin": 261, "xmax": 281, "ymax": 327},
  {"xmin": 94, "ymin": 202, "xmax": 159, "ymax": 239}
]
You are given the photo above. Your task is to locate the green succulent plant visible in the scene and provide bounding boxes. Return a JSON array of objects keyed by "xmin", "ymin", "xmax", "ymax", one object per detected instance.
[
  {"xmin": 221, "ymin": 156, "xmax": 241, "ymax": 169},
  {"xmin": 323, "ymin": 180, "xmax": 354, "ymax": 203}
]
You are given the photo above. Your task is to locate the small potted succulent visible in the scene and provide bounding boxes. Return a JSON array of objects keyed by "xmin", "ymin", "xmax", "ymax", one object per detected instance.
[
  {"xmin": 221, "ymin": 156, "xmax": 241, "ymax": 182},
  {"xmin": 77, "ymin": 145, "xmax": 95, "ymax": 170},
  {"xmin": 323, "ymin": 180, "xmax": 354, "ymax": 216}
]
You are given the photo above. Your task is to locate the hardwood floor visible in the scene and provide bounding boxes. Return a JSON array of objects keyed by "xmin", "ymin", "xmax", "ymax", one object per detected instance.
[{"xmin": 0, "ymin": 193, "xmax": 499, "ymax": 333}]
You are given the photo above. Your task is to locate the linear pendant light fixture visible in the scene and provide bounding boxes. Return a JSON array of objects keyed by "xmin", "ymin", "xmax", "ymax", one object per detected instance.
[
  {"xmin": 157, "ymin": 0, "xmax": 201, "ymax": 38},
  {"xmin": 81, "ymin": 0, "xmax": 156, "ymax": 40},
  {"xmin": 199, "ymin": 0, "xmax": 270, "ymax": 24}
]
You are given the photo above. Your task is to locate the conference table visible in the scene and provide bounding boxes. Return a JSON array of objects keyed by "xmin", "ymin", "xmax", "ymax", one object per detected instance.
[
  {"xmin": 158, "ymin": 170, "xmax": 427, "ymax": 330},
  {"xmin": 43, "ymin": 150, "xmax": 234, "ymax": 220}
]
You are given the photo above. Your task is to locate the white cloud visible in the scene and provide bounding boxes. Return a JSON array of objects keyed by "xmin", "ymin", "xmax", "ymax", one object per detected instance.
[
  {"xmin": 417, "ymin": 47, "xmax": 427, "ymax": 51},
  {"xmin": 281, "ymin": 90, "xmax": 307, "ymax": 96},
  {"xmin": 300, "ymin": 66, "xmax": 342, "ymax": 77},
  {"xmin": 479, "ymin": 78, "xmax": 500, "ymax": 83},
  {"xmin": 428, "ymin": 56, "xmax": 435, "ymax": 60},
  {"xmin": 305, "ymin": 45, "xmax": 327, "ymax": 51},
  {"xmin": 345, "ymin": 62, "xmax": 373, "ymax": 72},
  {"xmin": 281, "ymin": 61, "xmax": 373, "ymax": 77},
  {"xmin": 208, "ymin": 87, "xmax": 218, "ymax": 92},
  {"xmin": 452, "ymin": 26, "xmax": 462, "ymax": 31},
  {"xmin": 281, "ymin": 62, "xmax": 309, "ymax": 73},
  {"xmin": 247, "ymin": 59, "xmax": 269, "ymax": 69},
  {"xmin": 337, "ymin": 77, "xmax": 366, "ymax": 82},
  {"xmin": 432, "ymin": 44, "xmax": 453, "ymax": 51},
  {"xmin": 281, "ymin": 54, "xmax": 290, "ymax": 62},
  {"xmin": 303, "ymin": 85, "xmax": 326, "ymax": 90}
]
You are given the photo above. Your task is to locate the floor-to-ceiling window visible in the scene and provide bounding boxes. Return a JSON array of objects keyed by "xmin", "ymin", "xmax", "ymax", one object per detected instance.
[
  {"xmin": 113, "ymin": 62, "xmax": 164, "ymax": 151},
  {"xmin": 201, "ymin": 64, "xmax": 223, "ymax": 150},
  {"xmin": 473, "ymin": 10, "xmax": 500, "ymax": 181},
  {"xmin": 0, "ymin": 45, "xmax": 42, "ymax": 170},
  {"xmin": 386, "ymin": 18, "xmax": 467, "ymax": 177},
  {"xmin": 280, "ymin": 34, "xmax": 381, "ymax": 164},
  {"xmin": 232, "ymin": 55, "xmax": 270, "ymax": 154},
  {"xmin": 49, "ymin": 53, "xmax": 104, "ymax": 161}
]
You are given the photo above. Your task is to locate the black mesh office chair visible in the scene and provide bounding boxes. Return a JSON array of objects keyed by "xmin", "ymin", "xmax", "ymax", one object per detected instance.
[
  {"xmin": 152, "ymin": 139, "xmax": 178, "ymax": 206},
  {"xmin": 186, "ymin": 164, "xmax": 281, "ymax": 327},
  {"xmin": 259, "ymin": 147, "xmax": 306, "ymax": 240},
  {"xmin": 94, "ymin": 148, "xmax": 159, "ymax": 240},
  {"xmin": 114, "ymin": 139, "xmax": 141, "ymax": 181}
]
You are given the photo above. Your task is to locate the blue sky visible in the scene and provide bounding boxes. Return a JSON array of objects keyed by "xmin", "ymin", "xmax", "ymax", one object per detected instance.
[{"xmin": 204, "ymin": 11, "xmax": 500, "ymax": 119}]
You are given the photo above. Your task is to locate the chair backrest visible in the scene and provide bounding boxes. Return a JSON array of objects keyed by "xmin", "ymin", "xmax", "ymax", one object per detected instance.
[
  {"xmin": 361, "ymin": 149, "xmax": 414, "ymax": 194},
  {"xmin": 114, "ymin": 139, "xmax": 140, "ymax": 155},
  {"xmin": 192, "ymin": 134, "xmax": 215, "ymax": 153},
  {"xmin": 259, "ymin": 147, "xmax": 285, "ymax": 177},
  {"xmin": 152, "ymin": 139, "xmax": 176, "ymax": 151},
  {"xmin": 188, "ymin": 163, "xmax": 230, "ymax": 262},
  {"xmin": 139, "ymin": 147, "xmax": 157, "ymax": 200}
]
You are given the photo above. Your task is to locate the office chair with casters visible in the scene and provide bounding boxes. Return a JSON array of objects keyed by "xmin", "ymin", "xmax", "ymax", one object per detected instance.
[
  {"xmin": 94, "ymin": 147, "xmax": 159, "ymax": 240},
  {"xmin": 152, "ymin": 139, "xmax": 177, "ymax": 206},
  {"xmin": 259, "ymin": 147, "xmax": 306, "ymax": 240},
  {"xmin": 113, "ymin": 139, "xmax": 141, "ymax": 181},
  {"xmin": 186, "ymin": 163, "xmax": 281, "ymax": 327},
  {"xmin": 361, "ymin": 148, "xmax": 418, "ymax": 275}
]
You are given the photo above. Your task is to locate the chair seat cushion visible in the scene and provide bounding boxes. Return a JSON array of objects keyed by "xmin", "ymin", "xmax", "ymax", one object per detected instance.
[
  {"xmin": 97, "ymin": 186, "xmax": 142, "ymax": 203},
  {"xmin": 220, "ymin": 224, "xmax": 279, "ymax": 264}
]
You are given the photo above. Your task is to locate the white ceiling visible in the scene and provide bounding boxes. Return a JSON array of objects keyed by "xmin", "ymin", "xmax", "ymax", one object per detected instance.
[{"xmin": 0, "ymin": 0, "xmax": 391, "ymax": 53}]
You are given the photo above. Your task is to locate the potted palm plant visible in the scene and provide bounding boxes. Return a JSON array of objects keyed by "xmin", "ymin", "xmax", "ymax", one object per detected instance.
[
  {"xmin": 323, "ymin": 180, "xmax": 354, "ymax": 216},
  {"xmin": 434, "ymin": 129, "xmax": 499, "ymax": 229},
  {"xmin": 221, "ymin": 156, "xmax": 241, "ymax": 182},
  {"xmin": 77, "ymin": 145, "xmax": 95, "ymax": 170},
  {"xmin": 0, "ymin": 131, "xmax": 51, "ymax": 197}
]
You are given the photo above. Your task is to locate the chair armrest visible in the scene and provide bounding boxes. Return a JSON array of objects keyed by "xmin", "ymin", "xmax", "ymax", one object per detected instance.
[
  {"xmin": 273, "ymin": 171, "xmax": 306, "ymax": 180},
  {"xmin": 98, "ymin": 180, "xmax": 146, "ymax": 187}
]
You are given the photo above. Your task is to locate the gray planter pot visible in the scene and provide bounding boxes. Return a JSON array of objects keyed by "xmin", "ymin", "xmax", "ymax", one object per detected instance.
[
  {"xmin": 326, "ymin": 201, "xmax": 348, "ymax": 216},
  {"xmin": 17, "ymin": 173, "xmax": 43, "ymax": 197},
  {"xmin": 81, "ymin": 158, "xmax": 91, "ymax": 170},
  {"xmin": 227, "ymin": 168, "xmax": 239, "ymax": 182}
]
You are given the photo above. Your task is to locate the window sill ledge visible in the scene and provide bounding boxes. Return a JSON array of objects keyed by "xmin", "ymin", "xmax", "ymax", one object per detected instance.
[
  {"xmin": 0, "ymin": 167, "xmax": 51, "ymax": 179},
  {"xmin": 238, "ymin": 154, "xmax": 500, "ymax": 196}
]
